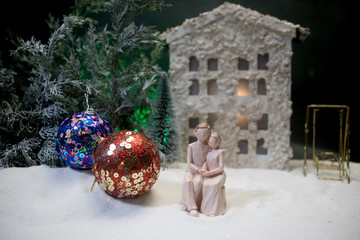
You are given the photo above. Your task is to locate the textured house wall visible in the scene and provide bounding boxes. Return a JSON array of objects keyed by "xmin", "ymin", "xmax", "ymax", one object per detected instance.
[{"xmin": 167, "ymin": 4, "xmax": 296, "ymax": 169}]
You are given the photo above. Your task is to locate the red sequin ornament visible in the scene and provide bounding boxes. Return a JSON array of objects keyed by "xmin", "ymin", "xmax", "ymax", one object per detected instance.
[{"xmin": 92, "ymin": 130, "xmax": 161, "ymax": 199}]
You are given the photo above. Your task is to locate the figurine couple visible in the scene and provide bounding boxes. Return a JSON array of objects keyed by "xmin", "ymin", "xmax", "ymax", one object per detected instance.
[{"xmin": 181, "ymin": 123, "xmax": 226, "ymax": 217}]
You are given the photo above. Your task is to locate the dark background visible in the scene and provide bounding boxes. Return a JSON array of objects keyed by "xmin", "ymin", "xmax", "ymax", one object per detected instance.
[{"xmin": 1, "ymin": 0, "xmax": 357, "ymax": 161}]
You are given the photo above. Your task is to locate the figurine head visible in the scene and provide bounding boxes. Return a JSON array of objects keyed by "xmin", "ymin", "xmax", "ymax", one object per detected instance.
[
  {"xmin": 208, "ymin": 132, "xmax": 221, "ymax": 150},
  {"xmin": 193, "ymin": 123, "xmax": 211, "ymax": 144}
]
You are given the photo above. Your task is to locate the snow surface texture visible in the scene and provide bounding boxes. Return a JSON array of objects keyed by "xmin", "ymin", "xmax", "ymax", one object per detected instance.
[{"xmin": 1, "ymin": 160, "xmax": 359, "ymax": 240}]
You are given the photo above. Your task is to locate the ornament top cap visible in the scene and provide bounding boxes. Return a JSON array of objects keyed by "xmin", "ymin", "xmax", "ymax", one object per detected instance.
[{"xmin": 85, "ymin": 107, "xmax": 95, "ymax": 115}]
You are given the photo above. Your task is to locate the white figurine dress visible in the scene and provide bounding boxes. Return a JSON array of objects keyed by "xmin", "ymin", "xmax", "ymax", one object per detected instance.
[{"xmin": 200, "ymin": 149, "xmax": 226, "ymax": 216}]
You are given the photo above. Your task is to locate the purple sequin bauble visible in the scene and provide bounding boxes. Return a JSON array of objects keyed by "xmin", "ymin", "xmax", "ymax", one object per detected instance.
[{"xmin": 56, "ymin": 110, "xmax": 113, "ymax": 169}]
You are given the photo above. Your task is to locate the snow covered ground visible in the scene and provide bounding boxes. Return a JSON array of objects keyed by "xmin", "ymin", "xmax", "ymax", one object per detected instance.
[{"xmin": 1, "ymin": 160, "xmax": 360, "ymax": 240}]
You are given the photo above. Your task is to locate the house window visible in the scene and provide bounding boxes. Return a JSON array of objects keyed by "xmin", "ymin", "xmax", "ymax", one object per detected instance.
[
  {"xmin": 257, "ymin": 114, "xmax": 268, "ymax": 130},
  {"xmin": 238, "ymin": 58, "xmax": 249, "ymax": 70},
  {"xmin": 237, "ymin": 79, "xmax": 249, "ymax": 96},
  {"xmin": 236, "ymin": 113, "xmax": 248, "ymax": 130},
  {"xmin": 207, "ymin": 113, "xmax": 218, "ymax": 128},
  {"xmin": 258, "ymin": 53, "xmax": 269, "ymax": 70},
  {"xmin": 189, "ymin": 56, "xmax": 199, "ymax": 71},
  {"xmin": 189, "ymin": 117, "xmax": 199, "ymax": 128},
  {"xmin": 256, "ymin": 138, "xmax": 267, "ymax": 155},
  {"xmin": 257, "ymin": 78, "xmax": 266, "ymax": 95},
  {"xmin": 208, "ymin": 58, "xmax": 218, "ymax": 71},
  {"xmin": 189, "ymin": 136, "xmax": 197, "ymax": 144},
  {"xmin": 237, "ymin": 139, "xmax": 248, "ymax": 154},
  {"xmin": 207, "ymin": 79, "xmax": 218, "ymax": 95},
  {"xmin": 189, "ymin": 79, "xmax": 199, "ymax": 95}
]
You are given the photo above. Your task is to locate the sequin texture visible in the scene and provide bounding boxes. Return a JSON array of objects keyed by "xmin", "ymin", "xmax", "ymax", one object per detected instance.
[
  {"xmin": 55, "ymin": 111, "xmax": 113, "ymax": 169},
  {"xmin": 92, "ymin": 130, "xmax": 161, "ymax": 199}
]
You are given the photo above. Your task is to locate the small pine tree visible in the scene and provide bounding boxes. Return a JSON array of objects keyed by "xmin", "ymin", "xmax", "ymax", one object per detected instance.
[{"xmin": 146, "ymin": 75, "xmax": 179, "ymax": 166}]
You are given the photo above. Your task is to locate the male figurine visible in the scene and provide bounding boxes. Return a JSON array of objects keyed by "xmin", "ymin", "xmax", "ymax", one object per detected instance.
[{"xmin": 181, "ymin": 123, "xmax": 211, "ymax": 217}]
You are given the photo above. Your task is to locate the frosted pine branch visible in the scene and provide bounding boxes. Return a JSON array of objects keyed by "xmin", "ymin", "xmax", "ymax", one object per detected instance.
[{"xmin": 0, "ymin": 0, "xmax": 170, "ymax": 167}]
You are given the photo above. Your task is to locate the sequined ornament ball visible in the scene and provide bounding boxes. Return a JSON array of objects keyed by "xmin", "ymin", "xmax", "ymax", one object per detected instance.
[
  {"xmin": 92, "ymin": 130, "xmax": 161, "ymax": 199},
  {"xmin": 55, "ymin": 109, "xmax": 113, "ymax": 169}
]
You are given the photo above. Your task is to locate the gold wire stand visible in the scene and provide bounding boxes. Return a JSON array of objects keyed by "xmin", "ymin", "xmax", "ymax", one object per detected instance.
[{"xmin": 303, "ymin": 105, "xmax": 350, "ymax": 183}]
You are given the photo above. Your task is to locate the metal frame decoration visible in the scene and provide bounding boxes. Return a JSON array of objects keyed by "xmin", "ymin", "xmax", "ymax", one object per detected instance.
[{"xmin": 303, "ymin": 105, "xmax": 350, "ymax": 183}]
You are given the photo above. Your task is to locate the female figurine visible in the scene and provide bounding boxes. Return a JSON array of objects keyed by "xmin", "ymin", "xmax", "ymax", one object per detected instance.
[{"xmin": 201, "ymin": 132, "xmax": 226, "ymax": 216}]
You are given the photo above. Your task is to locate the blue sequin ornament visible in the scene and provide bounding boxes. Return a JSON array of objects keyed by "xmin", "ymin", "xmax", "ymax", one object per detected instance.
[{"xmin": 55, "ymin": 109, "xmax": 113, "ymax": 169}]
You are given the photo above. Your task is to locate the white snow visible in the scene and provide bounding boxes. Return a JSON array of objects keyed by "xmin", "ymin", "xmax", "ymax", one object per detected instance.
[{"xmin": 1, "ymin": 160, "xmax": 360, "ymax": 240}]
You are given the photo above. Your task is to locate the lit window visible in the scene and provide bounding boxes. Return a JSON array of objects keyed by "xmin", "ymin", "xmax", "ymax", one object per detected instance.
[
  {"xmin": 236, "ymin": 113, "xmax": 248, "ymax": 130},
  {"xmin": 237, "ymin": 79, "xmax": 249, "ymax": 96}
]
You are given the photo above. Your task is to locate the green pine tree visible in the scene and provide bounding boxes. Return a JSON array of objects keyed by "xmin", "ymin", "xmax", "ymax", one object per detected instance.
[{"xmin": 146, "ymin": 75, "xmax": 179, "ymax": 166}]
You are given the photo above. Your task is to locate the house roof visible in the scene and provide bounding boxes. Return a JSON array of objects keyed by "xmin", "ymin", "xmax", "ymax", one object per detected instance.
[{"xmin": 165, "ymin": 2, "xmax": 310, "ymax": 43}]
